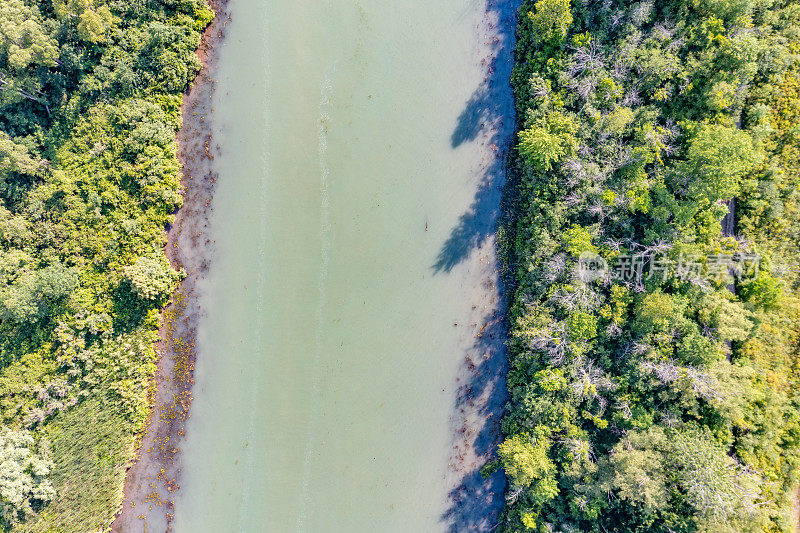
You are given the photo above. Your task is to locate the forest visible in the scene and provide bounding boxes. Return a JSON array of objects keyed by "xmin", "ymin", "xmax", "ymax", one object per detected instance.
[
  {"xmin": 3, "ymin": 0, "xmax": 800, "ymax": 530},
  {"xmin": 497, "ymin": 0, "xmax": 800, "ymax": 531},
  {"xmin": 0, "ymin": 0, "xmax": 210, "ymax": 530}
]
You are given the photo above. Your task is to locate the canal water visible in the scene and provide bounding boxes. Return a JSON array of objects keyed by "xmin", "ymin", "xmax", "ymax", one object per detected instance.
[{"xmin": 173, "ymin": 0, "xmax": 515, "ymax": 531}]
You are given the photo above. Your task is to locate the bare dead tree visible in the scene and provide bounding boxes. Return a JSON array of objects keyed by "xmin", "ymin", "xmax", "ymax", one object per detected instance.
[
  {"xmin": 615, "ymin": 399, "xmax": 633, "ymax": 420},
  {"xmin": 533, "ymin": 82, "xmax": 551, "ymax": 99},
  {"xmin": 544, "ymin": 253, "xmax": 567, "ymax": 283},
  {"xmin": 506, "ymin": 485, "xmax": 523, "ymax": 504},
  {"xmin": 571, "ymin": 360, "xmax": 615, "ymax": 400},
  {"xmin": 569, "ymin": 41, "xmax": 606, "ymax": 78},
  {"xmin": 562, "ymin": 158, "xmax": 584, "ymax": 177},
  {"xmin": 525, "ymin": 321, "xmax": 570, "ymax": 366},
  {"xmin": 0, "ymin": 74, "xmax": 50, "ymax": 114},
  {"xmin": 565, "ymin": 191, "xmax": 584, "ymax": 208},
  {"xmin": 652, "ymin": 21, "xmax": 675, "ymax": 40},
  {"xmin": 660, "ymin": 412, "xmax": 679, "ymax": 428},
  {"xmin": 576, "ymin": 78, "xmax": 597, "ymax": 100},
  {"xmin": 603, "ymin": 238, "xmax": 624, "ymax": 252},
  {"xmin": 671, "ymin": 436, "xmax": 763, "ymax": 520},
  {"xmin": 630, "ymin": 1, "xmax": 654, "ymax": 26},
  {"xmin": 622, "ymin": 87, "xmax": 641, "ymax": 106},
  {"xmin": 610, "ymin": 10, "xmax": 625, "ymax": 29},
  {"xmin": 587, "ymin": 201, "xmax": 606, "ymax": 220},
  {"xmin": 560, "ymin": 437, "xmax": 596, "ymax": 463},
  {"xmin": 606, "ymin": 322, "xmax": 623, "ymax": 338},
  {"xmin": 551, "ymin": 282, "xmax": 602, "ymax": 311},
  {"xmin": 612, "ymin": 60, "xmax": 629, "ymax": 82},
  {"xmin": 640, "ymin": 361, "xmax": 724, "ymax": 401}
]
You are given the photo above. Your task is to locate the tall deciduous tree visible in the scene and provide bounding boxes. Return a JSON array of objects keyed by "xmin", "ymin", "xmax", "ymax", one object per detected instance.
[
  {"xmin": 0, "ymin": 427, "xmax": 55, "ymax": 527},
  {"xmin": 0, "ymin": 0, "xmax": 58, "ymax": 108},
  {"xmin": 528, "ymin": 0, "xmax": 572, "ymax": 45},
  {"xmin": 681, "ymin": 123, "xmax": 762, "ymax": 204},
  {"xmin": 53, "ymin": 0, "xmax": 117, "ymax": 44}
]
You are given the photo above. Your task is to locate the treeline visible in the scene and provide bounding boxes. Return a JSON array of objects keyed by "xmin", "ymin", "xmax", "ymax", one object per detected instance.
[
  {"xmin": 498, "ymin": 0, "xmax": 800, "ymax": 531},
  {"xmin": 0, "ymin": 0, "xmax": 211, "ymax": 530}
]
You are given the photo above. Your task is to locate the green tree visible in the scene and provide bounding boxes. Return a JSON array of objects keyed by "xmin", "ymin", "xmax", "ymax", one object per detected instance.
[
  {"xmin": 497, "ymin": 433, "xmax": 557, "ymax": 501},
  {"xmin": 0, "ymin": 132, "xmax": 39, "ymax": 178},
  {"xmin": 698, "ymin": 293, "xmax": 754, "ymax": 342},
  {"xmin": 518, "ymin": 112, "xmax": 578, "ymax": 172},
  {"xmin": 682, "ymin": 124, "xmax": 762, "ymax": 204},
  {"xmin": 0, "ymin": 0, "xmax": 58, "ymax": 108},
  {"xmin": 567, "ymin": 311, "xmax": 597, "ymax": 341},
  {"xmin": 0, "ymin": 261, "xmax": 78, "ymax": 323},
  {"xmin": 739, "ymin": 270, "xmax": 782, "ymax": 310},
  {"xmin": 562, "ymin": 224, "xmax": 594, "ymax": 255},
  {"xmin": 0, "ymin": 0, "xmax": 58, "ymax": 70},
  {"xmin": 54, "ymin": 0, "xmax": 117, "ymax": 44},
  {"xmin": 528, "ymin": 0, "xmax": 573, "ymax": 45},
  {"xmin": 594, "ymin": 427, "xmax": 669, "ymax": 515},
  {"xmin": 0, "ymin": 427, "xmax": 55, "ymax": 526},
  {"xmin": 122, "ymin": 256, "xmax": 182, "ymax": 301}
]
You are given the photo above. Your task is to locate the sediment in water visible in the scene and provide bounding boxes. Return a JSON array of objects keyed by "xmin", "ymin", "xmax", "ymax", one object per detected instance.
[{"xmin": 112, "ymin": 1, "xmax": 520, "ymax": 530}]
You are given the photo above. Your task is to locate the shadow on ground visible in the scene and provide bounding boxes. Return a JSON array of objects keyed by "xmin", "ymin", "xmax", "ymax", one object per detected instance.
[{"xmin": 438, "ymin": 0, "xmax": 520, "ymax": 531}]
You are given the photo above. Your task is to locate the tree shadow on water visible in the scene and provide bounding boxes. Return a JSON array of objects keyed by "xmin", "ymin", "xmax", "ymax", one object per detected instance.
[
  {"xmin": 433, "ymin": 0, "xmax": 521, "ymax": 276},
  {"xmin": 451, "ymin": 84, "xmax": 494, "ymax": 149},
  {"xmin": 442, "ymin": 308, "xmax": 510, "ymax": 532},
  {"xmin": 438, "ymin": 0, "xmax": 521, "ymax": 531}
]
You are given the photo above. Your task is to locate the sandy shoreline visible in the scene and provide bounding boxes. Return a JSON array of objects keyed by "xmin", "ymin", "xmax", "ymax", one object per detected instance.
[
  {"xmin": 111, "ymin": 1, "xmax": 228, "ymax": 530},
  {"xmin": 441, "ymin": 1, "xmax": 519, "ymax": 531}
]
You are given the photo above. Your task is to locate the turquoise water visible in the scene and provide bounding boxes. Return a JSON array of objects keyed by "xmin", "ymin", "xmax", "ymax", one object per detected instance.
[{"xmin": 173, "ymin": 1, "xmax": 509, "ymax": 531}]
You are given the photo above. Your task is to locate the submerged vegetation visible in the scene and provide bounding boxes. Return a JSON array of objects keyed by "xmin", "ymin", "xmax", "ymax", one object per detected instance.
[
  {"xmin": 498, "ymin": 0, "xmax": 800, "ymax": 530},
  {"xmin": 0, "ymin": 0, "xmax": 211, "ymax": 529}
]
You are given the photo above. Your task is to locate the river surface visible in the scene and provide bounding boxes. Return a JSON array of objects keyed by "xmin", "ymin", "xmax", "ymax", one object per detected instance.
[{"xmin": 172, "ymin": 1, "xmax": 514, "ymax": 531}]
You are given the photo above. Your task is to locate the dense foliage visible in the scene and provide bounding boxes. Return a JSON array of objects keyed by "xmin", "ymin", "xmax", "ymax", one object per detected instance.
[
  {"xmin": 499, "ymin": 0, "xmax": 800, "ymax": 531},
  {"xmin": 0, "ymin": 0, "xmax": 211, "ymax": 529}
]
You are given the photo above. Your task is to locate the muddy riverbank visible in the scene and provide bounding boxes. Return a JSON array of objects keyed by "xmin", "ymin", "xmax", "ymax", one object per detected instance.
[{"xmin": 111, "ymin": 2, "xmax": 228, "ymax": 530}]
